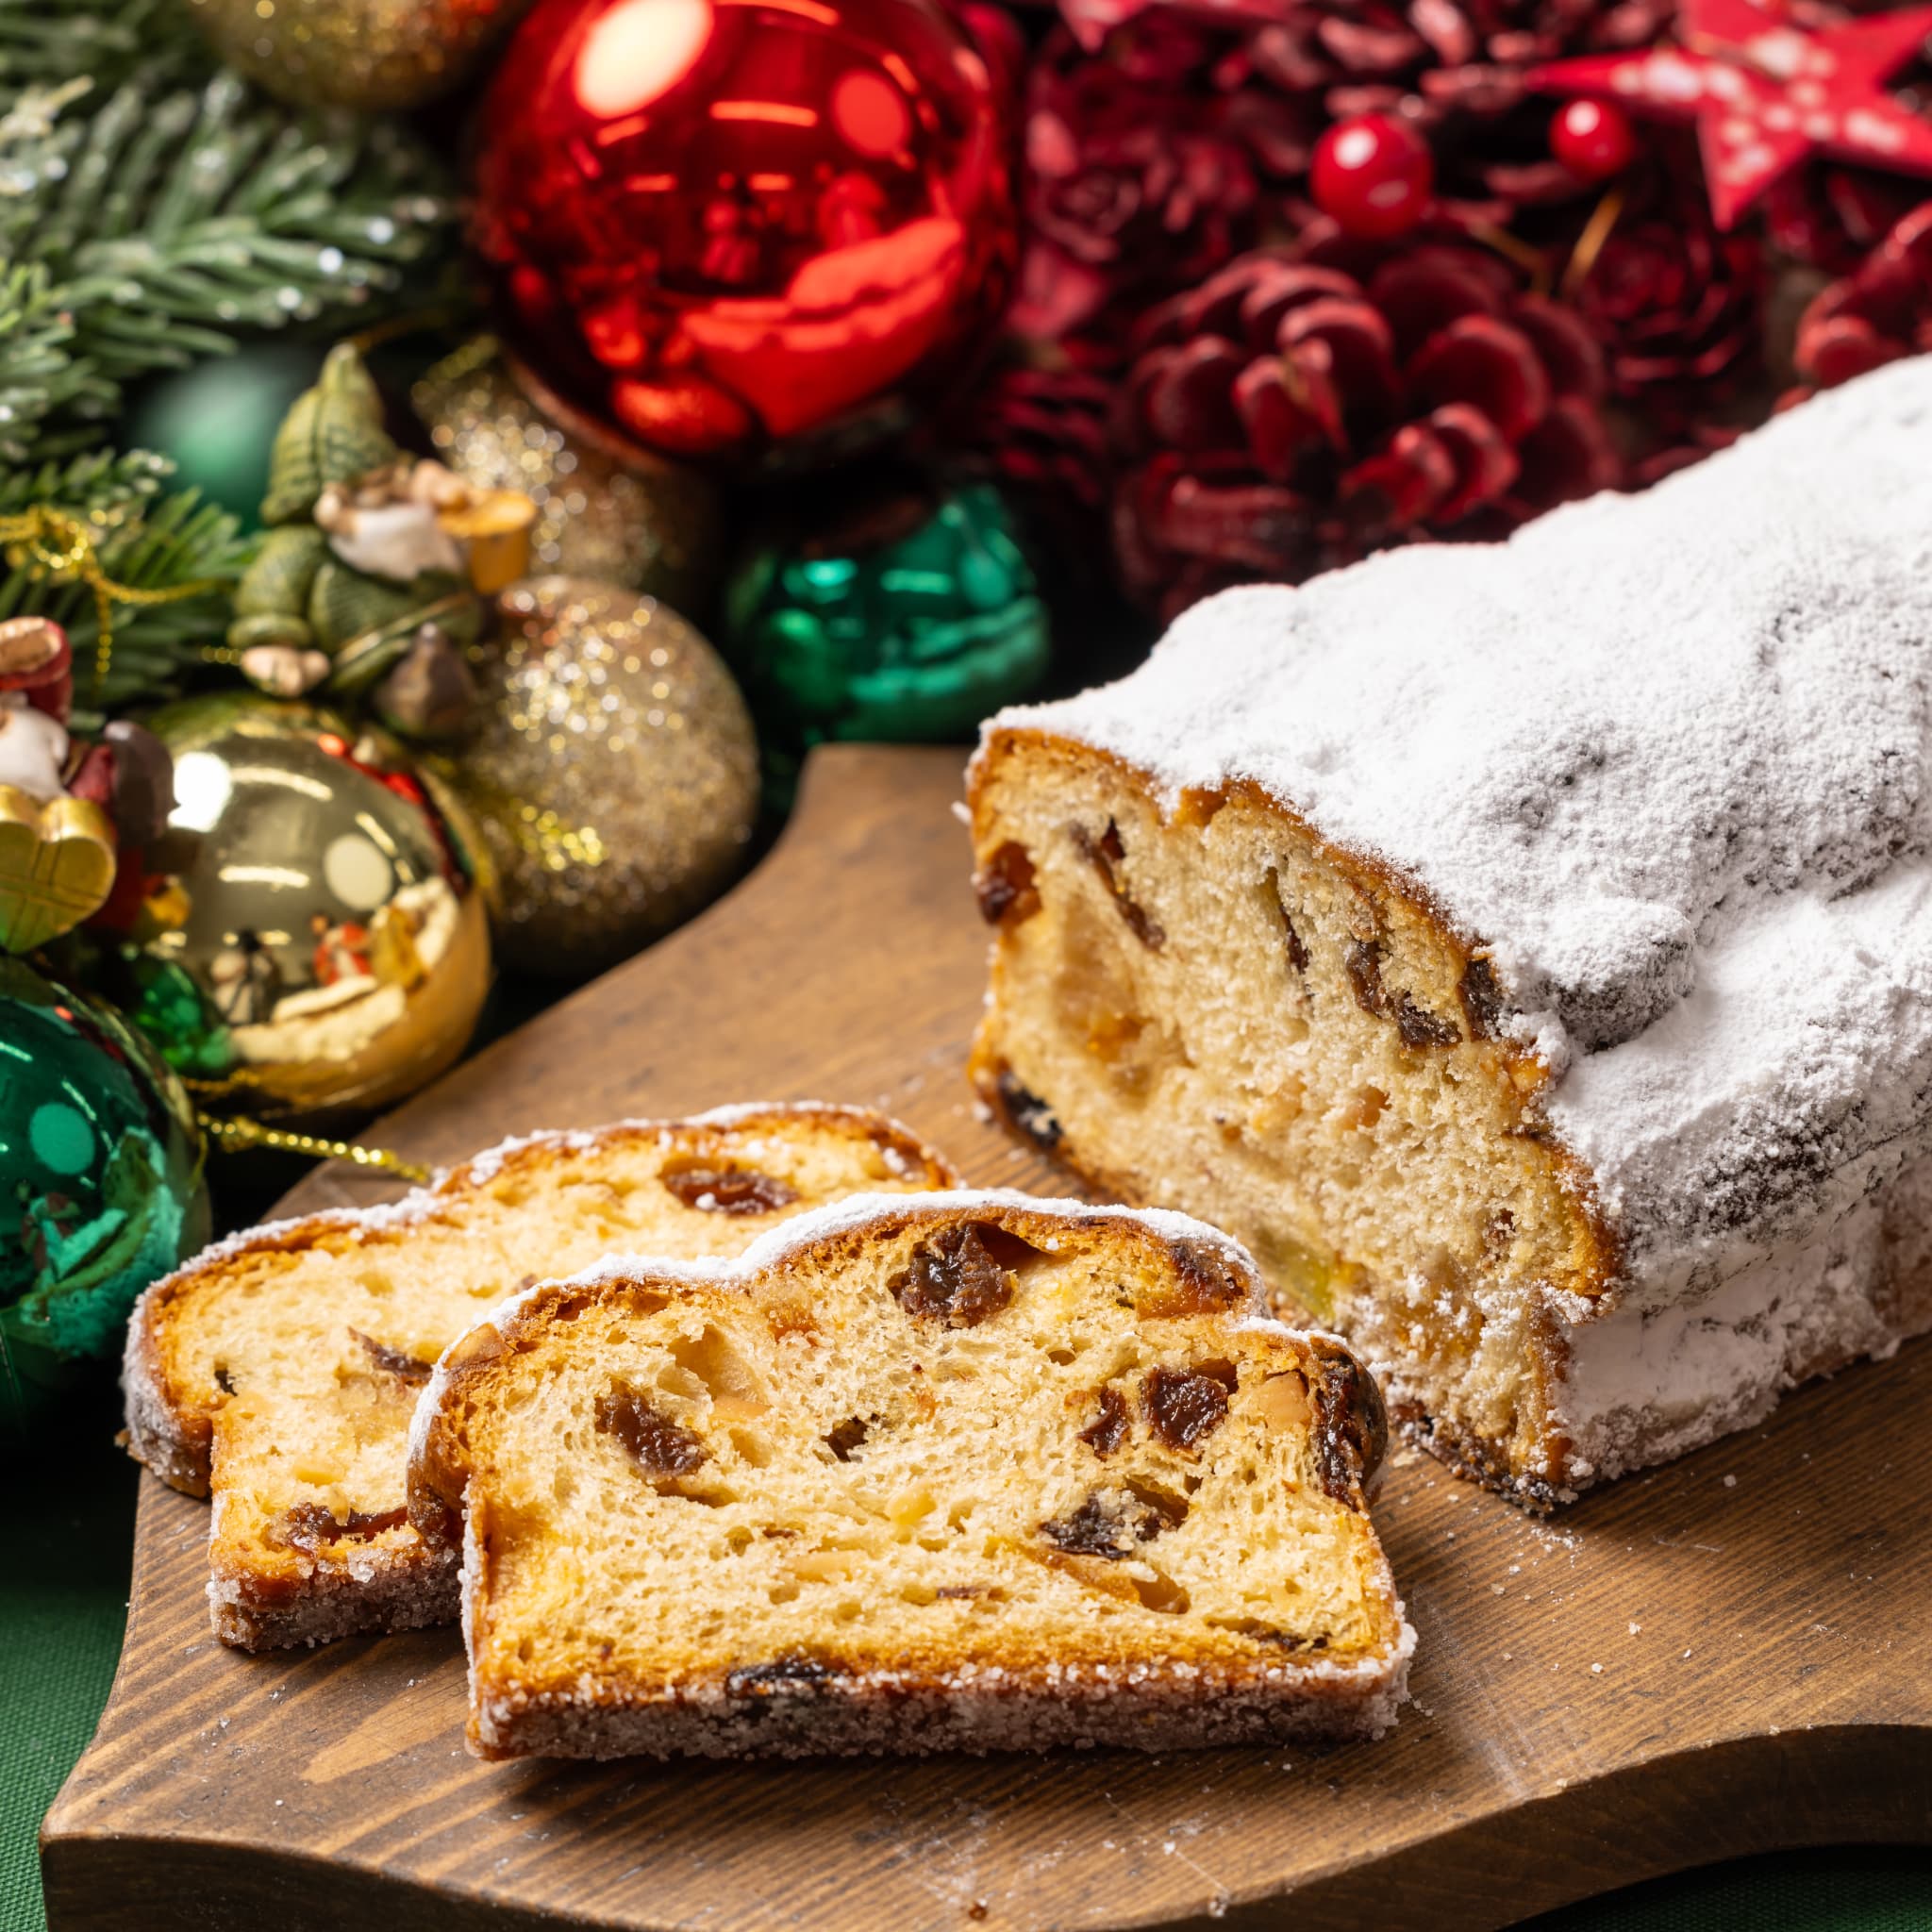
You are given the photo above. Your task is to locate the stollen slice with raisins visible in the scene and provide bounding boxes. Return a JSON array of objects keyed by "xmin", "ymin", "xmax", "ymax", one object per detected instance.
[
  {"xmin": 408, "ymin": 1191, "xmax": 1410, "ymax": 1760},
  {"xmin": 124, "ymin": 1105, "xmax": 957, "ymax": 1651}
]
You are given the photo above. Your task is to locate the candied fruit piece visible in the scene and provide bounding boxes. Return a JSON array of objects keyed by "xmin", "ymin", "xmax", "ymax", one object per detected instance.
[
  {"xmin": 1265, "ymin": 866, "xmax": 1310, "ymax": 974},
  {"xmin": 595, "ymin": 1380, "xmax": 708, "ymax": 1475},
  {"xmin": 1343, "ymin": 938, "xmax": 1385, "ymax": 1015},
  {"xmin": 1142, "ymin": 1363, "xmax": 1232, "ymax": 1452},
  {"xmin": 1247, "ymin": 1224, "xmax": 1355, "ymax": 1323},
  {"xmin": 1346, "ymin": 937, "xmax": 1460, "ymax": 1045},
  {"xmin": 1141, "ymin": 1241, "xmax": 1249, "ymax": 1318},
  {"xmin": 348, "ymin": 1327, "xmax": 430, "ymax": 1386},
  {"xmin": 974, "ymin": 841, "xmax": 1041, "ymax": 928},
  {"xmin": 270, "ymin": 1501, "xmax": 410, "ymax": 1551},
  {"xmin": 1396, "ymin": 999, "xmax": 1460, "ymax": 1048},
  {"xmin": 661, "ymin": 1162, "xmax": 799, "ymax": 1215},
  {"xmin": 891, "ymin": 1221, "xmax": 1043, "ymax": 1328},
  {"xmin": 1078, "ymin": 1385, "xmax": 1128, "ymax": 1457},
  {"xmin": 1039, "ymin": 1484, "xmax": 1179, "ymax": 1558},
  {"xmin": 1459, "ymin": 954, "xmax": 1507, "ymax": 1038},
  {"xmin": 1304, "ymin": 1337, "xmax": 1390, "ymax": 1498},
  {"xmin": 1071, "ymin": 819, "xmax": 1165, "ymax": 949},
  {"xmin": 725, "ymin": 1657, "xmax": 834, "ymax": 1699},
  {"xmin": 993, "ymin": 1066, "xmax": 1062, "ymax": 1151}
]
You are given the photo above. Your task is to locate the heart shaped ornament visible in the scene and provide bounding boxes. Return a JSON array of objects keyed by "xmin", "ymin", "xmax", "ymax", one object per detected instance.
[{"xmin": 0, "ymin": 783, "xmax": 117, "ymax": 953}]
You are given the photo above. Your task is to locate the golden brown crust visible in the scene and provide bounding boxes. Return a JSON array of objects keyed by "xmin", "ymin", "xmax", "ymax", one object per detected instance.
[{"xmin": 408, "ymin": 1311, "xmax": 514, "ymax": 1546}]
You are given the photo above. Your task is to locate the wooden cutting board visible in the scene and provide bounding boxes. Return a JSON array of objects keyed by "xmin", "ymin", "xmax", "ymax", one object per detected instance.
[{"xmin": 42, "ymin": 745, "xmax": 1932, "ymax": 1932}]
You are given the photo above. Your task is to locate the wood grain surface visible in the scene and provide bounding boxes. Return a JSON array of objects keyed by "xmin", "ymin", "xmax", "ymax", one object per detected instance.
[{"xmin": 42, "ymin": 745, "xmax": 1932, "ymax": 1932}]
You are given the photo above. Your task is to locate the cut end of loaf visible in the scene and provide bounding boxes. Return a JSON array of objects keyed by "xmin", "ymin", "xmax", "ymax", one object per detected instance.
[
  {"xmin": 967, "ymin": 730, "xmax": 1614, "ymax": 1505},
  {"xmin": 124, "ymin": 1105, "xmax": 958, "ymax": 1650},
  {"xmin": 415, "ymin": 1193, "xmax": 1410, "ymax": 1760}
]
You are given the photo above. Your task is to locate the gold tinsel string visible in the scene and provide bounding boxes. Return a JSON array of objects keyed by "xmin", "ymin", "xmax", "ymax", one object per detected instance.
[
  {"xmin": 197, "ymin": 1110, "xmax": 433, "ymax": 1185},
  {"xmin": 1559, "ymin": 187, "xmax": 1628, "ymax": 304},
  {"xmin": 1464, "ymin": 220, "xmax": 1556, "ymax": 297},
  {"xmin": 1462, "ymin": 186, "xmax": 1627, "ymax": 307},
  {"xmin": 0, "ymin": 504, "xmax": 225, "ymax": 704}
]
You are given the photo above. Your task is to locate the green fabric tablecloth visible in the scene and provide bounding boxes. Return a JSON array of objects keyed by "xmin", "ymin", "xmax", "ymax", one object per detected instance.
[
  {"xmin": 5, "ymin": 1376, "xmax": 1928, "ymax": 1932},
  {"xmin": 3, "ymin": 1383, "xmax": 137, "ymax": 1932}
]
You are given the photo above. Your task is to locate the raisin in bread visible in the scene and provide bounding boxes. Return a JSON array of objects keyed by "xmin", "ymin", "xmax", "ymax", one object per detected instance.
[
  {"xmin": 125, "ymin": 1105, "xmax": 957, "ymax": 1649},
  {"xmin": 969, "ymin": 358, "xmax": 1932, "ymax": 1507},
  {"xmin": 408, "ymin": 1192, "xmax": 1409, "ymax": 1759}
]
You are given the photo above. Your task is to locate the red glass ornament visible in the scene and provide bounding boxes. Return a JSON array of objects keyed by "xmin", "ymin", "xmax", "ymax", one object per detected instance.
[
  {"xmin": 472, "ymin": 0, "xmax": 1019, "ymax": 465},
  {"xmin": 1549, "ymin": 98, "xmax": 1636, "ymax": 183},
  {"xmin": 1308, "ymin": 115, "xmax": 1433, "ymax": 241}
]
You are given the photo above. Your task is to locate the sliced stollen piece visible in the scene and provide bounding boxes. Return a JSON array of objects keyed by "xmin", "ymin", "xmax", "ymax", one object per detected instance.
[
  {"xmin": 125, "ymin": 1105, "xmax": 958, "ymax": 1649},
  {"xmin": 968, "ymin": 356, "xmax": 1932, "ymax": 1506},
  {"xmin": 408, "ymin": 1191, "xmax": 1409, "ymax": 1761}
]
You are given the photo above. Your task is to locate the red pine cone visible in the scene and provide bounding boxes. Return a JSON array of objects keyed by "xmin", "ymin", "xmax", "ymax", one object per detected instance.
[
  {"xmin": 1013, "ymin": 20, "xmax": 1317, "ymax": 349},
  {"xmin": 1564, "ymin": 179, "xmax": 1767, "ymax": 439},
  {"xmin": 1110, "ymin": 226, "xmax": 1623, "ymax": 619},
  {"xmin": 1791, "ymin": 202, "xmax": 1932, "ymax": 393},
  {"xmin": 1762, "ymin": 166, "xmax": 1929, "ymax": 275},
  {"xmin": 965, "ymin": 361, "xmax": 1116, "ymax": 513}
]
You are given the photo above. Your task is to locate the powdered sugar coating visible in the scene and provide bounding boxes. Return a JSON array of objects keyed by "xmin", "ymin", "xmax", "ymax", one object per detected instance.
[{"xmin": 986, "ymin": 358, "xmax": 1932, "ymax": 1295}]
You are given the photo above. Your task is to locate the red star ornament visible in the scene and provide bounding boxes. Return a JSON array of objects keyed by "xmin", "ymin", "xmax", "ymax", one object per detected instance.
[{"xmin": 1532, "ymin": 0, "xmax": 1932, "ymax": 230}]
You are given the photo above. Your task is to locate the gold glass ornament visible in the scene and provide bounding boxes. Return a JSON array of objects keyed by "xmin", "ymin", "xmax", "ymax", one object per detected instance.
[
  {"xmin": 429, "ymin": 576, "xmax": 758, "ymax": 978},
  {"xmin": 413, "ymin": 340, "xmax": 723, "ymax": 614},
  {"xmin": 124, "ymin": 693, "xmax": 492, "ymax": 1126},
  {"xmin": 182, "ymin": 0, "xmax": 529, "ymax": 110}
]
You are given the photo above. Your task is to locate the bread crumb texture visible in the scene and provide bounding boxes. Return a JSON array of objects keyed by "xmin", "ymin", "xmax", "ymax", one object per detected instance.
[
  {"xmin": 125, "ymin": 1106, "xmax": 957, "ymax": 1649},
  {"xmin": 412, "ymin": 1193, "xmax": 1410, "ymax": 1760}
]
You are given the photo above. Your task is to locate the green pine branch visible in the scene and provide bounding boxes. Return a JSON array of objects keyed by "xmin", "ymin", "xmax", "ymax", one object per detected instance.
[
  {"xmin": 0, "ymin": 0, "xmax": 469, "ymax": 718},
  {"xmin": 0, "ymin": 447, "xmax": 254, "ymax": 724},
  {"xmin": 0, "ymin": 0, "xmax": 192, "ymax": 96},
  {"xmin": 0, "ymin": 47, "xmax": 459, "ymax": 461},
  {"xmin": 0, "ymin": 259, "xmax": 118, "ymax": 458}
]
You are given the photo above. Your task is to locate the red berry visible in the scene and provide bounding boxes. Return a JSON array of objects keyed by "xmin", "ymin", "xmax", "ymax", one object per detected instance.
[
  {"xmin": 1550, "ymin": 98, "xmax": 1637, "ymax": 181},
  {"xmin": 1310, "ymin": 114, "xmax": 1434, "ymax": 240}
]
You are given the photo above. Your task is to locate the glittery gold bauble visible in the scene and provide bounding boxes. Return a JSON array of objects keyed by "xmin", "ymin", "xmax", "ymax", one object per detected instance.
[
  {"xmin": 182, "ymin": 0, "xmax": 527, "ymax": 110},
  {"xmin": 413, "ymin": 340, "xmax": 724, "ymax": 612},
  {"xmin": 430, "ymin": 577, "xmax": 758, "ymax": 978},
  {"xmin": 125, "ymin": 693, "xmax": 492, "ymax": 1126}
]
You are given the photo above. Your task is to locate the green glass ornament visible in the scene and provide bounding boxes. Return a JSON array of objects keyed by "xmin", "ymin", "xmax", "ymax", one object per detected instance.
[
  {"xmin": 0, "ymin": 957, "xmax": 211, "ymax": 1397},
  {"xmin": 123, "ymin": 345, "xmax": 327, "ymax": 527},
  {"xmin": 722, "ymin": 477, "xmax": 1050, "ymax": 794}
]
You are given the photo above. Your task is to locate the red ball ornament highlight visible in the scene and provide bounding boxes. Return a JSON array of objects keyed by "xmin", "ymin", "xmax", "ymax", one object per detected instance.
[
  {"xmin": 471, "ymin": 0, "xmax": 1019, "ymax": 465},
  {"xmin": 1549, "ymin": 98, "xmax": 1637, "ymax": 182},
  {"xmin": 1309, "ymin": 114, "xmax": 1434, "ymax": 240}
]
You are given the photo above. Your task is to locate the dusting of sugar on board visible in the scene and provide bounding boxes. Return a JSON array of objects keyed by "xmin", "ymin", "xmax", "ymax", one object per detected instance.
[{"xmin": 985, "ymin": 357, "xmax": 1932, "ymax": 1297}]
